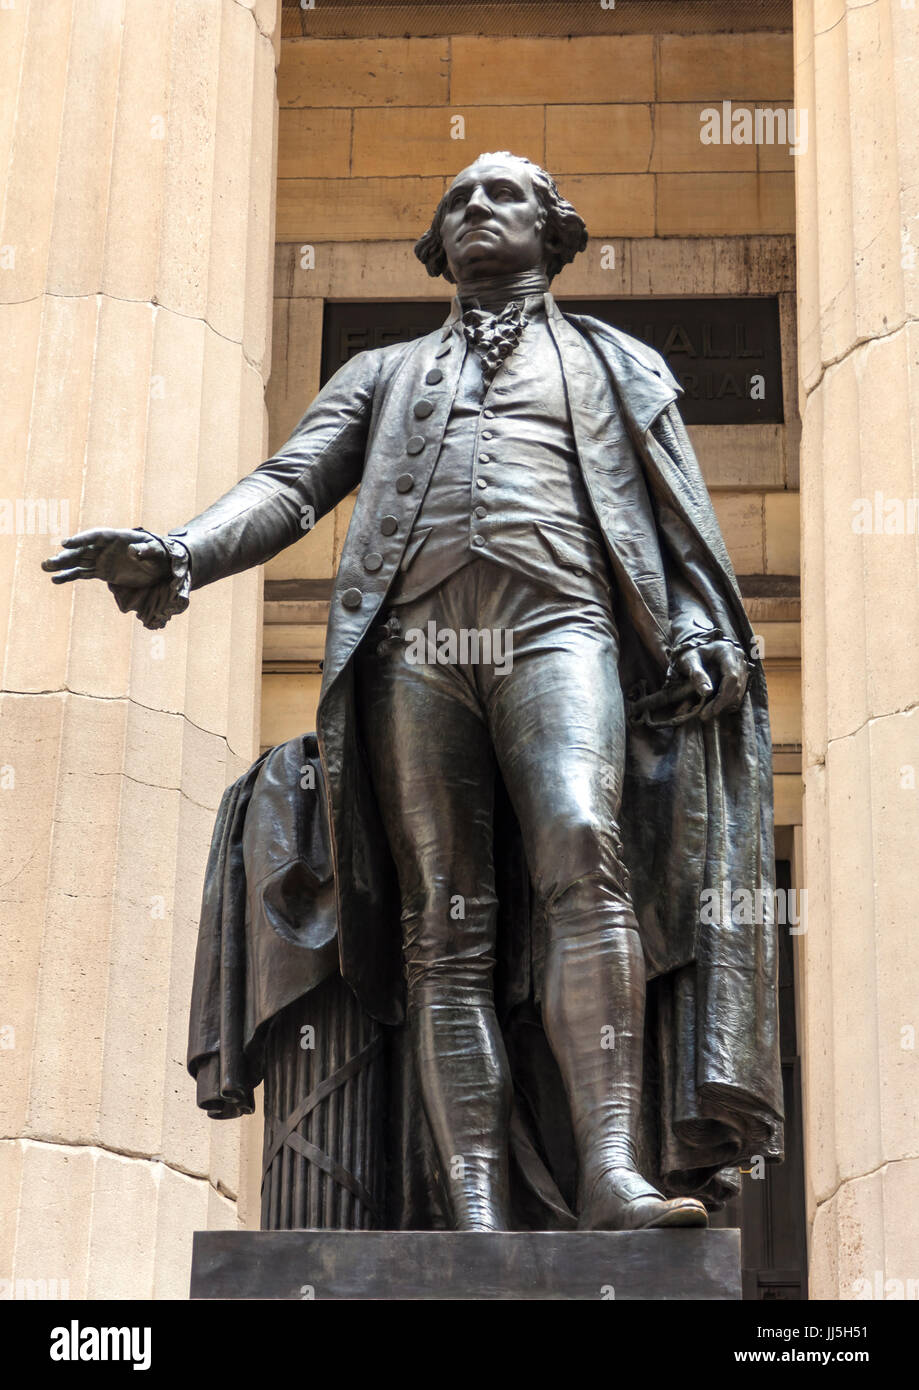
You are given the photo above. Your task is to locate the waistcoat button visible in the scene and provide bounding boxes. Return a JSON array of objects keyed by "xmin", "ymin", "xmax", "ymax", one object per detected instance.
[
  {"xmin": 396, "ymin": 473, "xmax": 414, "ymax": 493},
  {"xmin": 363, "ymin": 552, "xmax": 383, "ymax": 572},
  {"xmin": 406, "ymin": 436, "xmax": 426, "ymax": 455},
  {"xmin": 414, "ymin": 399, "xmax": 434, "ymax": 419},
  {"xmin": 380, "ymin": 516, "xmax": 398, "ymax": 535},
  {"xmin": 342, "ymin": 588, "xmax": 363, "ymax": 609},
  {"xmin": 425, "ymin": 368, "xmax": 443, "ymax": 384}
]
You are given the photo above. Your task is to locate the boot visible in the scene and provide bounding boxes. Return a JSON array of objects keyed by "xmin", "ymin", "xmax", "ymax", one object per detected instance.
[
  {"xmin": 413, "ymin": 1001, "xmax": 512, "ymax": 1230},
  {"xmin": 543, "ymin": 922, "xmax": 708, "ymax": 1232}
]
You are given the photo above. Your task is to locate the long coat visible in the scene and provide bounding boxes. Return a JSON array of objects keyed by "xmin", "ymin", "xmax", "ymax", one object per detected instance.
[{"xmin": 173, "ymin": 293, "xmax": 785, "ymax": 1193}]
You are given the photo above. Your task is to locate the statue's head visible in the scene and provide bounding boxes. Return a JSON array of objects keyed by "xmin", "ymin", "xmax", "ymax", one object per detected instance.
[{"xmin": 414, "ymin": 152, "xmax": 588, "ymax": 285}]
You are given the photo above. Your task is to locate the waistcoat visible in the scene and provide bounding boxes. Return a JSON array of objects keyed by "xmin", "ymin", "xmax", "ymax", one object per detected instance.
[{"xmin": 388, "ymin": 296, "xmax": 613, "ymax": 605}]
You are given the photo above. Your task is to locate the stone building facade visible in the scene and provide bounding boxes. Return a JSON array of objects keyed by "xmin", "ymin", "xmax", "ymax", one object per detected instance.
[{"xmin": 0, "ymin": 0, "xmax": 914, "ymax": 1300}]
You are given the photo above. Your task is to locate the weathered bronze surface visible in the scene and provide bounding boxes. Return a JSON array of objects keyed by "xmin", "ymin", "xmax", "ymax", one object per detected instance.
[{"xmin": 43, "ymin": 153, "xmax": 783, "ymax": 1235}]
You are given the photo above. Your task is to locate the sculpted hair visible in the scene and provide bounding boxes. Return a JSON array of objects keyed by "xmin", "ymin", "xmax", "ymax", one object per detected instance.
[{"xmin": 414, "ymin": 152, "xmax": 589, "ymax": 283}]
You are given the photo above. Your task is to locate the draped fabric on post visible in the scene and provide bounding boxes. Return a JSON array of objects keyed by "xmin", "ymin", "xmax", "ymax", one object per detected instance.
[{"xmin": 187, "ymin": 736, "xmax": 339, "ymax": 1120}]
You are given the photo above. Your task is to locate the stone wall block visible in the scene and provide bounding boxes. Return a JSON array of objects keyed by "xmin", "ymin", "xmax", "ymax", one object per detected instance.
[
  {"xmin": 0, "ymin": 694, "xmax": 66, "ymax": 1136},
  {"xmin": 25, "ymin": 695, "xmax": 128, "ymax": 1139},
  {"xmin": 276, "ymin": 175, "xmax": 448, "ymax": 242},
  {"xmin": 547, "ymin": 104, "xmax": 653, "ymax": 176},
  {"xmin": 66, "ymin": 297, "xmax": 157, "ymax": 702},
  {"xmin": 206, "ymin": 0, "xmax": 256, "ymax": 346},
  {"xmin": 279, "ymin": 37, "xmax": 449, "ymax": 109},
  {"xmin": 0, "ymin": 295, "xmax": 94, "ymax": 695},
  {"xmin": 891, "ymin": 3, "xmax": 919, "ymax": 325},
  {"xmin": 45, "ymin": 0, "xmax": 124, "ymax": 297},
  {"xmin": 799, "ymin": 395, "xmax": 827, "ymax": 767},
  {"xmin": 799, "ymin": 757, "xmax": 837, "ymax": 1211},
  {"xmin": 87, "ymin": 1149, "xmax": 158, "ymax": 1298},
  {"xmin": 711, "ymin": 492, "xmax": 766, "ymax": 573},
  {"xmin": 812, "ymin": 16, "xmax": 856, "ymax": 372},
  {"xmin": 0, "ymin": 0, "xmax": 72, "ymax": 305},
  {"xmin": 156, "ymin": 0, "xmax": 222, "ymax": 321},
  {"xmin": 102, "ymin": 0, "xmax": 175, "ymax": 302},
  {"xmin": 12, "ymin": 1141, "xmax": 95, "ymax": 1299},
  {"xmin": 151, "ymin": 1164, "xmax": 210, "ymax": 1299},
  {"xmin": 651, "ymin": 103, "xmax": 756, "ymax": 174},
  {"xmin": 847, "ymin": 2, "xmax": 905, "ymax": 353},
  {"xmin": 97, "ymin": 777, "xmax": 181, "ymax": 1156},
  {"xmin": 451, "ymin": 36, "xmax": 654, "ymax": 105},
  {"xmin": 0, "ymin": 0, "xmax": 29, "ymax": 220},
  {"xmin": 0, "ymin": 300, "xmax": 42, "ymax": 662},
  {"xmin": 553, "ymin": 175, "xmax": 655, "ymax": 239},
  {"xmin": 687, "ymin": 425, "xmax": 784, "ymax": 490},
  {"xmin": 657, "ymin": 172, "xmax": 795, "ymax": 236},
  {"xmin": 818, "ymin": 357, "xmax": 869, "ymax": 749},
  {"xmin": 278, "ymin": 108, "xmax": 351, "ymax": 179},
  {"xmin": 867, "ymin": 710, "xmax": 919, "ymax": 1163},
  {"xmin": 855, "ymin": 330, "xmax": 919, "ymax": 730},
  {"xmin": 823, "ymin": 731, "xmax": 883, "ymax": 1187},
  {"xmin": 765, "ymin": 492, "xmax": 800, "ymax": 574},
  {"xmin": 0, "ymin": 1142, "xmax": 25, "ymax": 1279},
  {"xmin": 658, "ymin": 34, "xmax": 794, "ymax": 102},
  {"xmin": 353, "ymin": 105, "xmax": 546, "ymax": 177}
]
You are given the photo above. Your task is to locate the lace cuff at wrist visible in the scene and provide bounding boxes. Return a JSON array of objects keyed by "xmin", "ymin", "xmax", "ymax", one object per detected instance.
[{"xmin": 109, "ymin": 528, "xmax": 192, "ymax": 631}]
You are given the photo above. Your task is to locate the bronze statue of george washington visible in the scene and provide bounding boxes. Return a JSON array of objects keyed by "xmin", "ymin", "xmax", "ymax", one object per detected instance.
[{"xmin": 44, "ymin": 153, "xmax": 784, "ymax": 1232}]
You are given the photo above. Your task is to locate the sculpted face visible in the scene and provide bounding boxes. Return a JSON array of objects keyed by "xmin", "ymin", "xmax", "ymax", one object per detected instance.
[{"xmin": 439, "ymin": 157, "xmax": 547, "ymax": 281}]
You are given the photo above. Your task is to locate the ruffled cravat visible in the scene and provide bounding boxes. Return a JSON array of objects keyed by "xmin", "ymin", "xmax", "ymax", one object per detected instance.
[{"xmin": 461, "ymin": 299, "xmax": 529, "ymax": 384}]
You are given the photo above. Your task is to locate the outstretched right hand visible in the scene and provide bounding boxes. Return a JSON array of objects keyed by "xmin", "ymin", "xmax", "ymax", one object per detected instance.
[{"xmin": 42, "ymin": 529, "xmax": 171, "ymax": 589}]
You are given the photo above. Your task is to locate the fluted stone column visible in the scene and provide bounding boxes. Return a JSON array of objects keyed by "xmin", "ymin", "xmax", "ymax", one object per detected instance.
[
  {"xmin": 795, "ymin": 0, "xmax": 919, "ymax": 1299},
  {"xmin": 0, "ymin": 0, "xmax": 280, "ymax": 1298}
]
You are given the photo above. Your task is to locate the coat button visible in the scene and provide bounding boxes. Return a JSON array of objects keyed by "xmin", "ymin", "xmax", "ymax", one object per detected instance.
[
  {"xmin": 396, "ymin": 473, "xmax": 414, "ymax": 493},
  {"xmin": 406, "ymin": 435, "xmax": 425, "ymax": 455},
  {"xmin": 472, "ymin": 535, "xmax": 486, "ymax": 547},
  {"xmin": 413, "ymin": 399, "xmax": 434, "ymax": 419},
  {"xmin": 425, "ymin": 368, "xmax": 443, "ymax": 384},
  {"xmin": 380, "ymin": 515, "xmax": 398, "ymax": 535},
  {"xmin": 476, "ymin": 478, "xmax": 488, "ymax": 489},
  {"xmin": 342, "ymin": 588, "xmax": 363, "ymax": 609},
  {"xmin": 363, "ymin": 552, "xmax": 383, "ymax": 572},
  {"xmin": 474, "ymin": 505, "xmax": 487, "ymax": 519},
  {"xmin": 483, "ymin": 409, "xmax": 495, "ymax": 418}
]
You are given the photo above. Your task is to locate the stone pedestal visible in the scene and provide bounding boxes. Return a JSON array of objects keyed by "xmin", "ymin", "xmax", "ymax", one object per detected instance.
[{"xmin": 190, "ymin": 1229, "xmax": 741, "ymax": 1301}]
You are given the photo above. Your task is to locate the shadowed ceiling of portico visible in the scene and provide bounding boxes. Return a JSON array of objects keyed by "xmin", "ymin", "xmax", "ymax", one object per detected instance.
[{"xmin": 281, "ymin": 1, "xmax": 792, "ymax": 39}]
